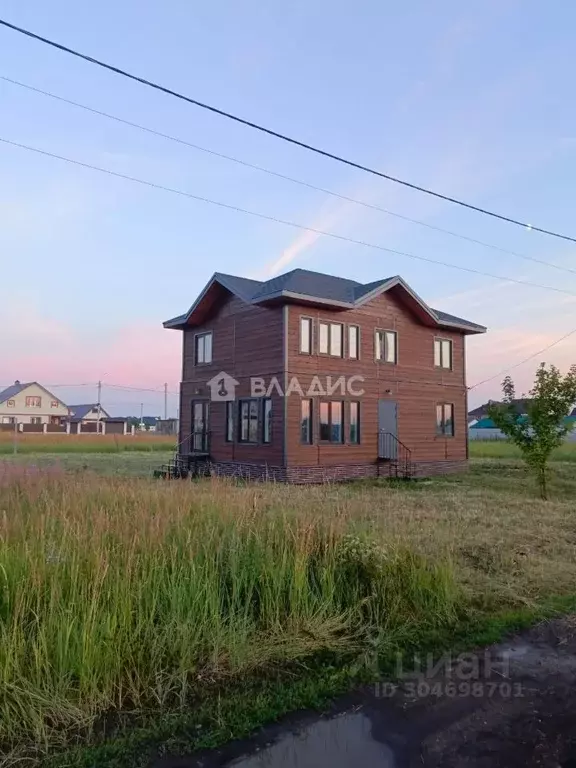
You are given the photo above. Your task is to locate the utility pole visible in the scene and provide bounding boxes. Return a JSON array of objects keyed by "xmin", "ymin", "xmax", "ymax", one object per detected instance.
[
  {"xmin": 164, "ymin": 383, "xmax": 168, "ymax": 421},
  {"xmin": 96, "ymin": 380, "xmax": 102, "ymax": 434},
  {"xmin": 140, "ymin": 402, "xmax": 144, "ymax": 431}
]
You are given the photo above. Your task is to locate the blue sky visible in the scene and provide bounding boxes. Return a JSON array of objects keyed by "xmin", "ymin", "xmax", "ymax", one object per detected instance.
[{"xmin": 1, "ymin": 0, "xmax": 575, "ymax": 415}]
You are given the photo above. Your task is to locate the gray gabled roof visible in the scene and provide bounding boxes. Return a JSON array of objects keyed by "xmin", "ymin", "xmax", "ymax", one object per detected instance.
[
  {"xmin": 164, "ymin": 268, "xmax": 486, "ymax": 334},
  {"xmin": 0, "ymin": 381, "xmax": 30, "ymax": 404},
  {"xmin": 68, "ymin": 403, "xmax": 109, "ymax": 421}
]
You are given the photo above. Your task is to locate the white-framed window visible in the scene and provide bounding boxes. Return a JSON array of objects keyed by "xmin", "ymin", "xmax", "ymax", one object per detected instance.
[
  {"xmin": 30, "ymin": 417, "xmax": 42, "ymax": 425},
  {"xmin": 319, "ymin": 322, "xmax": 343, "ymax": 357},
  {"xmin": 225, "ymin": 401, "xmax": 234, "ymax": 443},
  {"xmin": 263, "ymin": 398, "xmax": 272, "ymax": 444},
  {"xmin": 436, "ymin": 403, "xmax": 455, "ymax": 436},
  {"xmin": 51, "ymin": 400, "xmax": 59, "ymax": 408},
  {"xmin": 348, "ymin": 325, "xmax": 360, "ymax": 359},
  {"xmin": 238, "ymin": 399, "xmax": 259, "ymax": 443},
  {"xmin": 434, "ymin": 338, "xmax": 453, "ymax": 369},
  {"xmin": 25, "ymin": 396, "xmax": 42, "ymax": 408},
  {"xmin": 300, "ymin": 399, "xmax": 313, "ymax": 444},
  {"xmin": 299, "ymin": 317, "xmax": 313, "ymax": 354},
  {"xmin": 375, "ymin": 329, "xmax": 397, "ymax": 364},
  {"xmin": 349, "ymin": 401, "xmax": 360, "ymax": 444},
  {"xmin": 195, "ymin": 332, "xmax": 213, "ymax": 364},
  {"xmin": 319, "ymin": 401, "xmax": 344, "ymax": 443}
]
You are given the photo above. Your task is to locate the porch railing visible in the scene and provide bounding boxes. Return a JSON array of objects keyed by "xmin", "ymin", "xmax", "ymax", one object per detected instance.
[{"xmin": 378, "ymin": 430, "xmax": 413, "ymax": 478}]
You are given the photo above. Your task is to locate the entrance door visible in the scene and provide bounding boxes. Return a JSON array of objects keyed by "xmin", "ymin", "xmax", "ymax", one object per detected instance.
[
  {"xmin": 191, "ymin": 400, "xmax": 209, "ymax": 452},
  {"xmin": 378, "ymin": 400, "xmax": 398, "ymax": 459}
]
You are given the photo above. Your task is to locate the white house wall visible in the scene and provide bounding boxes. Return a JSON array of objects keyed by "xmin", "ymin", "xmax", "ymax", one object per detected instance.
[{"xmin": 0, "ymin": 383, "xmax": 69, "ymax": 424}]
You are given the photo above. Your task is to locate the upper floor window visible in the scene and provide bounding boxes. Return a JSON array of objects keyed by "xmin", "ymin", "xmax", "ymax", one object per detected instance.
[
  {"xmin": 436, "ymin": 403, "xmax": 455, "ymax": 436},
  {"xmin": 299, "ymin": 317, "xmax": 313, "ymax": 354},
  {"xmin": 195, "ymin": 332, "xmax": 213, "ymax": 364},
  {"xmin": 263, "ymin": 398, "xmax": 272, "ymax": 444},
  {"xmin": 26, "ymin": 396, "xmax": 42, "ymax": 408},
  {"xmin": 348, "ymin": 325, "xmax": 359, "ymax": 359},
  {"xmin": 375, "ymin": 329, "xmax": 397, "ymax": 364},
  {"xmin": 319, "ymin": 401, "xmax": 344, "ymax": 443},
  {"xmin": 434, "ymin": 338, "xmax": 453, "ymax": 369},
  {"xmin": 7, "ymin": 400, "xmax": 15, "ymax": 408},
  {"xmin": 51, "ymin": 400, "xmax": 59, "ymax": 408},
  {"xmin": 238, "ymin": 398, "xmax": 259, "ymax": 443},
  {"xmin": 319, "ymin": 322, "xmax": 343, "ymax": 357}
]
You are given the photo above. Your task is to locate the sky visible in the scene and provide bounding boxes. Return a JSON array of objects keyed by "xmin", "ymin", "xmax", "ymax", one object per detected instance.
[{"xmin": 1, "ymin": 0, "xmax": 576, "ymax": 415}]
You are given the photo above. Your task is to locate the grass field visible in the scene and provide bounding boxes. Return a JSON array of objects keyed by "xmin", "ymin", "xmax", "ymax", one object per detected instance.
[
  {"xmin": 0, "ymin": 454, "xmax": 575, "ymax": 766},
  {"xmin": 0, "ymin": 432, "xmax": 177, "ymax": 454}
]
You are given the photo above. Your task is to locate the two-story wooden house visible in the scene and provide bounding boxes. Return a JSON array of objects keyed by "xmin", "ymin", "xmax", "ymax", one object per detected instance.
[{"xmin": 164, "ymin": 269, "xmax": 486, "ymax": 481}]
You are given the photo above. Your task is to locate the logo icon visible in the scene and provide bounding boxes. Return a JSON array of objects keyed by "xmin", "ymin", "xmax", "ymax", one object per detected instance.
[{"xmin": 206, "ymin": 371, "xmax": 239, "ymax": 402}]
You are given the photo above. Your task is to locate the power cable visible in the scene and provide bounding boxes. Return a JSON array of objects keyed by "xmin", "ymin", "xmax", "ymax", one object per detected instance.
[
  {"xmin": 1, "ymin": 18, "xmax": 575, "ymax": 244},
  {"xmin": 3, "ymin": 74, "xmax": 575, "ymax": 276},
  {"xmin": 2, "ymin": 135, "xmax": 575, "ymax": 298},
  {"xmin": 469, "ymin": 327, "xmax": 576, "ymax": 390}
]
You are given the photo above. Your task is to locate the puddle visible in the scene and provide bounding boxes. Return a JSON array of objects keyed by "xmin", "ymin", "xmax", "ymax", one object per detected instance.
[{"xmin": 228, "ymin": 712, "xmax": 396, "ymax": 767}]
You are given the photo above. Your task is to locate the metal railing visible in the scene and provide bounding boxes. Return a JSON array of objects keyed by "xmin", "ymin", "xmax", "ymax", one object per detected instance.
[{"xmin": 378, "ymin": 430, "xmax": 413, "ymax": 478}]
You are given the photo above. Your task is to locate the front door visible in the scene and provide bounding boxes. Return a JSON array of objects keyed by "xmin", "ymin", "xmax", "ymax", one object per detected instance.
[
  {"xmin": 191, "ymin": 400, "xmax": 209, "ymax": 452},
  {"xmin": 378, "ymin": 400, "xmax": 398, "ymax": 459}
]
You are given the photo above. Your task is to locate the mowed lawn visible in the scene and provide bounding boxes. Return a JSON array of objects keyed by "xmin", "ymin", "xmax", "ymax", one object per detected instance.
[{"xmin": 0, "ymin": 451, "xmax": 575, "ymax": 766}]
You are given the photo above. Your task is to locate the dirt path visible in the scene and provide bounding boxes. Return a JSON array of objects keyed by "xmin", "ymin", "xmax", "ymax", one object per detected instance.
[{"xmin": 151, "ymin": 617, "xmax": 576, "ymax": 767}]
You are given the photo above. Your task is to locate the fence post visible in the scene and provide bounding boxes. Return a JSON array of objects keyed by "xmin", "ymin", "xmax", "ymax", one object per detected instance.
[
  {"xmin": 13, "ymin": 419, "xmax": 18, "ymax": 454},
  {"xmin": 43, "ymin": 423, "xmax": 48, "ymax": 434},
  {"xmin": 77, "ymin": 422, "xmax": 82, "ymax": 435}
]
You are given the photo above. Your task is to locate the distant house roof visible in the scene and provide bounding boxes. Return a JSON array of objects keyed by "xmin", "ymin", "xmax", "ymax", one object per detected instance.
[
  {"xmin": 468, "ymin": 399, "xmax": 530, "ymax": 419},
  {"xmin": 0, "ymin": 381, "xmax": 31, "ymax": 404},
  {"xmin": 0, "ymin": 381, "xmax": 68, "ymax": 409},
  {"xmin": 164, "ymin": 269, "xmax": 486, "ymax": 334},
  {"xmin": 68, "ymin": 404, "xmax": 110, "ymax": 421}
]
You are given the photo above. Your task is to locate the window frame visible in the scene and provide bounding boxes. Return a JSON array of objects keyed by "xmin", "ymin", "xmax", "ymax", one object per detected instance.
[
  {"xmin": 30, "ymin": 416, "xmax": 42, "ymax": 425},
  {"xmin": 300, "ymin": 398, "xmax": 313, "ymax": 444},
  {"xmin": 299, "ymin": 316, "xmax": 313, "ymax": 355},
  {"xmin": 262, "ymin": 398, "xmax": 272, "ymax": 444},
  {"xmin": 50, "ymin": 400, "xmax": 59, "ymax": 409},
  {"xmin": 238, "ymin": 398, "xmax": 260, "ymax": 444},
  {"xmin": 319, "ymin": 400, "xmax": 344, "ymax": 444},
  {"xmin": 434, "ymin": 337, "xmax": 453, "ymax": 370},
  {"xmin": 194, "ymin": 331, "xmax": 213, "ymax": 365},
  {"xmin": 374, "ymin": 329, "xmax": 398, "ymax": 364},
  {"xmin": 436, "ymin": 403, "xmax": 455, "ymax": 437},
  {"xmin": 225, "ymin": 401, "xmax": 234, "ymax": 443},
  {"xmin": 349, "ymin": 401, "xmax": 361, "ymax": 444},
  {"xmin": 7, "ymin": 400, "xmax": 15, "ymax": 408},
  {"xmin": 318, "ymin": 321, "xmax": 344, "ymax": 358},
  {"xmin": 347, "ymin": 324, "xmax": 360, "ymax": 360},
  {"xmin": 25, "ymin": 396, "xmax": 42, "ymax": 408}
]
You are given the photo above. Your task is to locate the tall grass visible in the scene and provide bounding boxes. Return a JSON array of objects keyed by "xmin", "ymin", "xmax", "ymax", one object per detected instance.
[
  {"xmin": 0, "ymin": 470, "xmax": 458, "ymax": 753},
  {"xmin": 0, "ymin": 433, "xmax": 176, "ymax": 454}
]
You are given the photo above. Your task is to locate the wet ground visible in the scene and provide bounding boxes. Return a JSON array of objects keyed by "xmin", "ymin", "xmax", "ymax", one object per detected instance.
[{"xmin": 152, "ymin": 617, "xmax": 576, "ymax": 768}]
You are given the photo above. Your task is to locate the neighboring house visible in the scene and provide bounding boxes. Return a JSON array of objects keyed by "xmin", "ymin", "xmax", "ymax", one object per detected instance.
[
  {"xmin": 68, "ymin": 403, "xmax": 110, "ymax": 423},
  {"xmin": 468, "ymin": 399, "xmax": 530, "ymax": 425},
  {"xmin": 164, "ymin": 268, "xmax": 486, "ymax": 481},
  {"xmin": 68, "ymin": 404, "xmax": 128, "ymax": 435},
  {"xmin": 0, "ymin": 381, "xmax": 69, "ymax": 425}
]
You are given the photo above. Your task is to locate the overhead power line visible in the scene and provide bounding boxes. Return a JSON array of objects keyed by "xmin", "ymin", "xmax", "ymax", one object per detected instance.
[
  {"xmin": 1, "ymin": 18, "xmax": 576, "ymax": 245},
  {"xmin": 469, "ymin": 327, "xmax": 576, "ymax": 390},
  {"xmin": 3, "ymin": 76, "xmax": 575, "ymax": 278},
  {"xmin": 2, "ymin": 135, "xmax": 576, "ymax": 299}
]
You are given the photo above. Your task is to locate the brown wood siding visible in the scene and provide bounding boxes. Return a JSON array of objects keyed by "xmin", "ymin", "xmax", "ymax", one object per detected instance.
[
  {"xmin": 285, "ymin": 291, "xmax": 467, "ymax": 466},
  {"xmin": 179, "ymin": 294, "xmax": 284, "ymax": 465}
]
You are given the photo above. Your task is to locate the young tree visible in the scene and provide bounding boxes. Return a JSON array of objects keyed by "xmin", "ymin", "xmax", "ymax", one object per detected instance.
[{"xmin": 488, "ymin": 364, "xmax": 576, "ymax": 499}]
